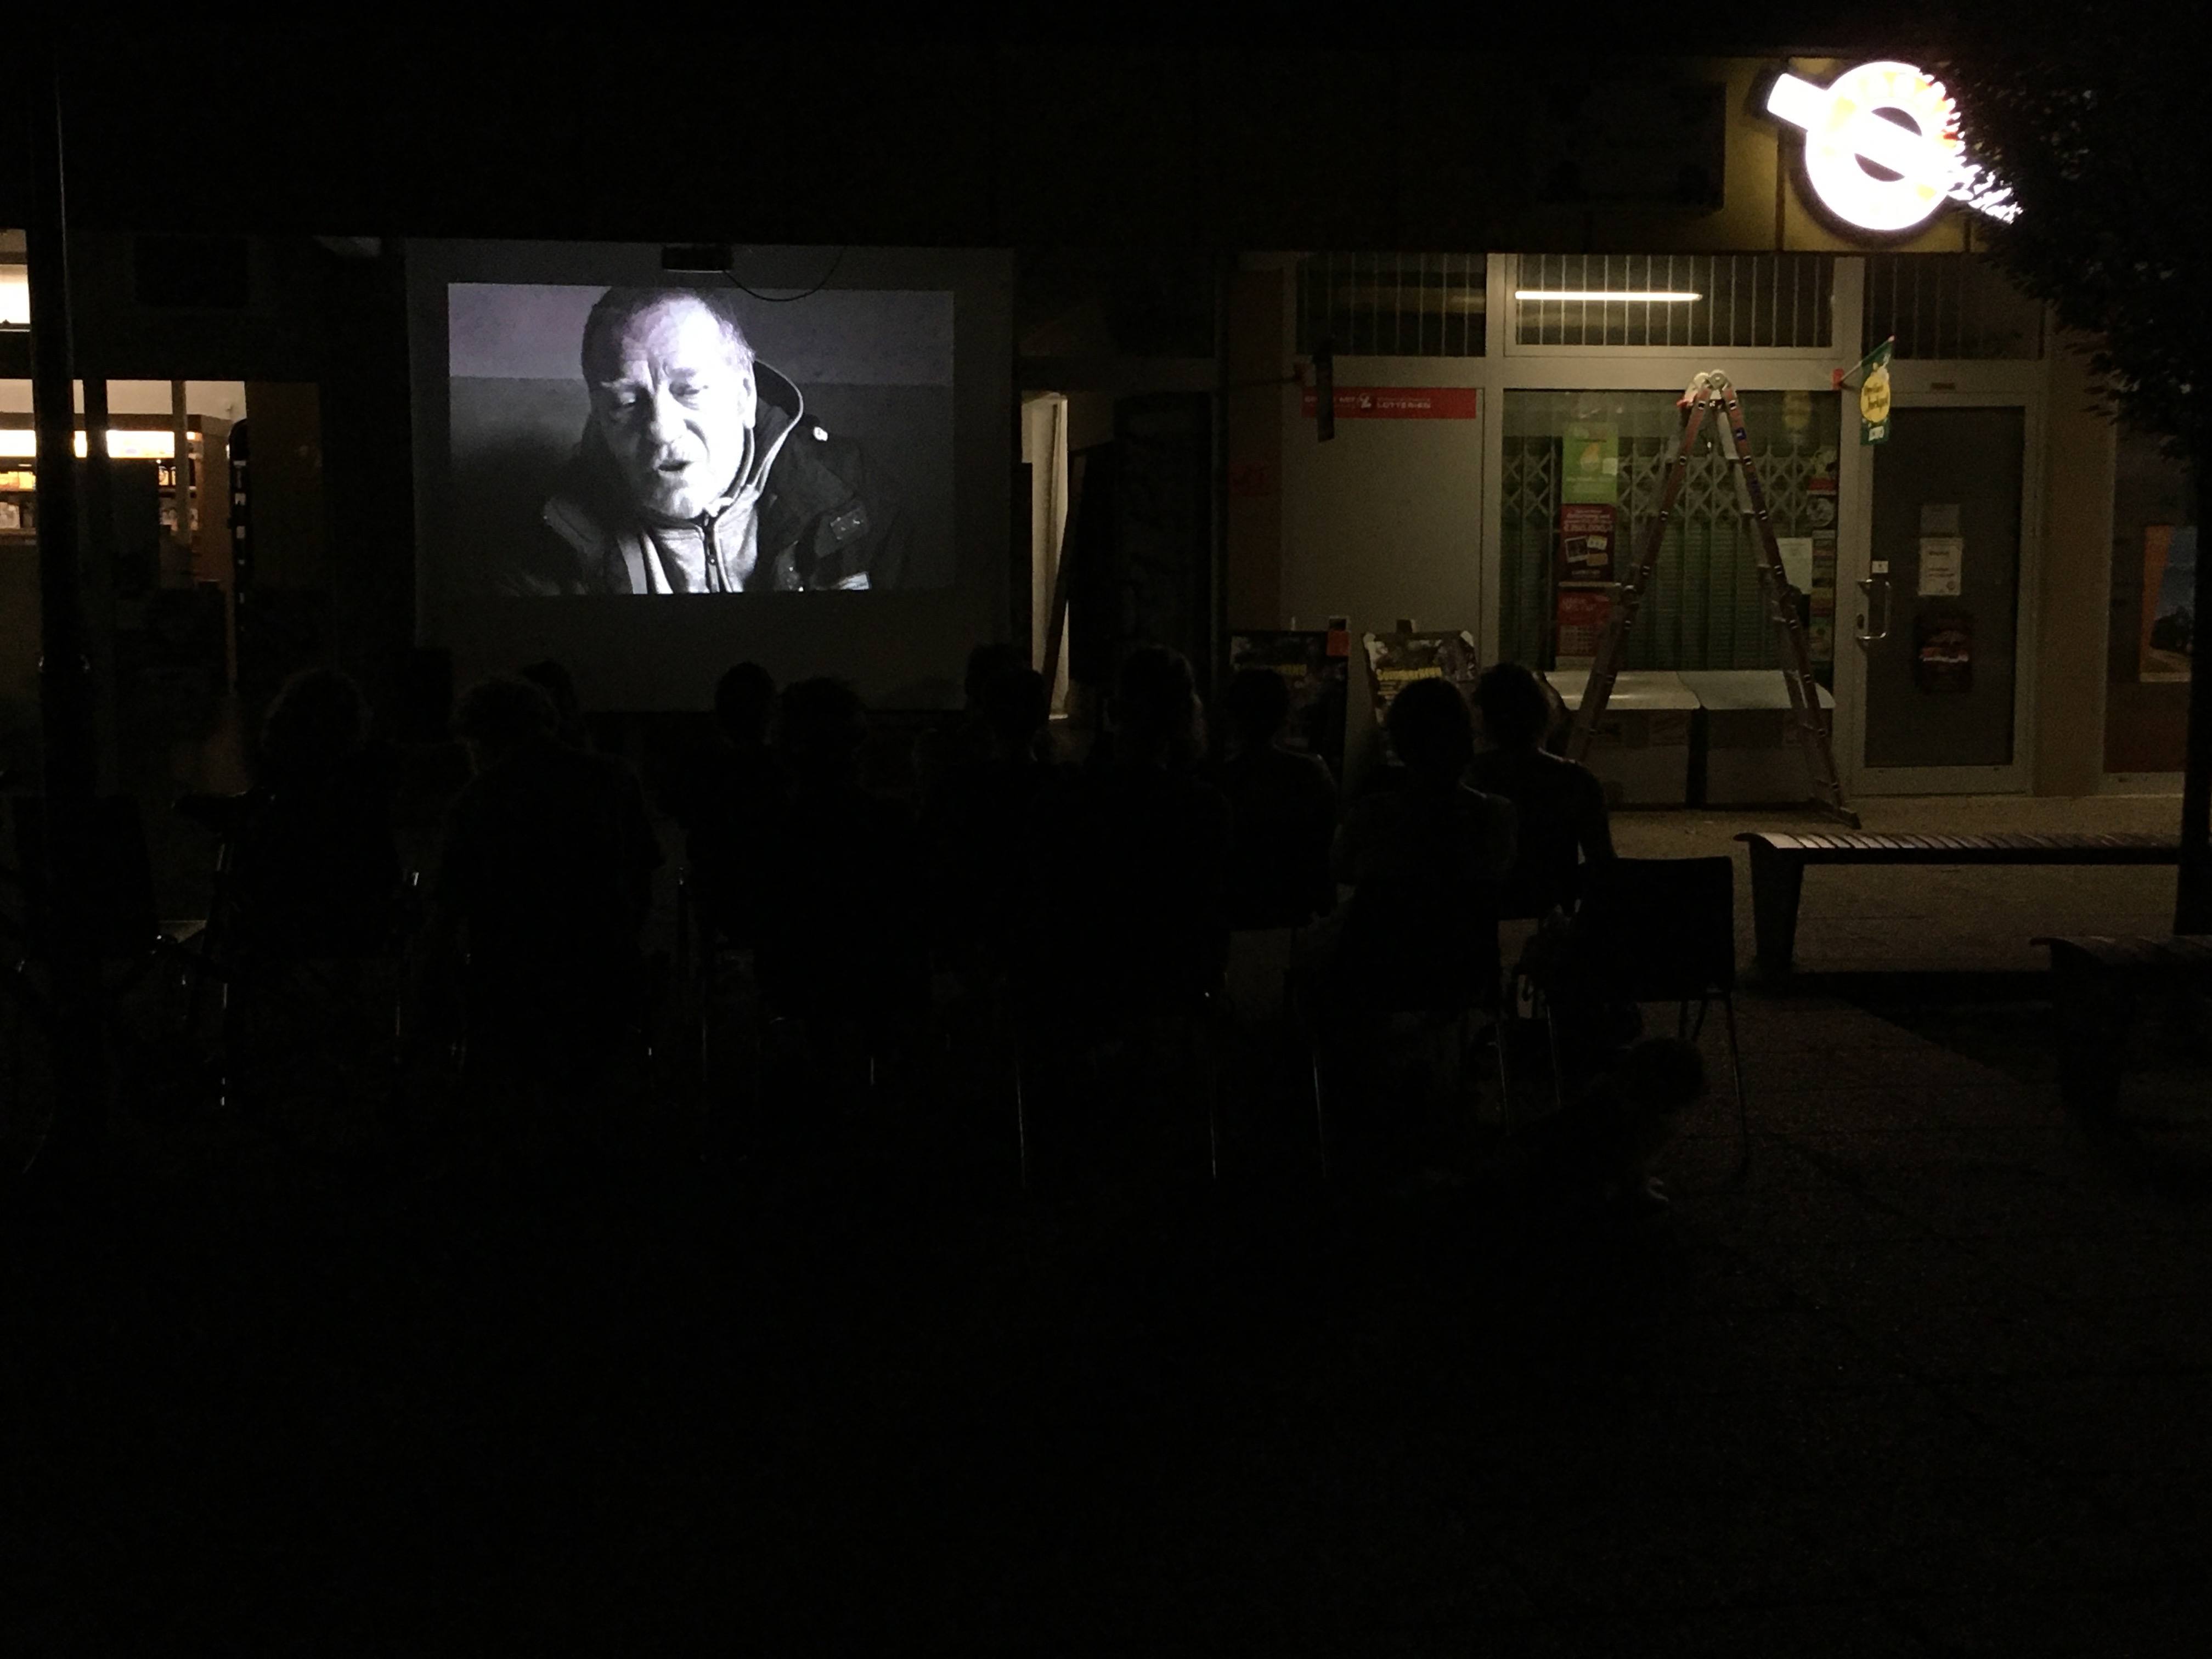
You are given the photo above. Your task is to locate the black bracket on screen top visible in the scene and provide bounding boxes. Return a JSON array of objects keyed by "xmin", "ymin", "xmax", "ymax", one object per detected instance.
[{"xmin": 662, "ymin": 244, "xmax": 735, "ymax": 273}]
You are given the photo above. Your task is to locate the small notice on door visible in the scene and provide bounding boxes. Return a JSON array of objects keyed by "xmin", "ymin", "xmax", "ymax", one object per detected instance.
[{"xmin": 1918, "ymin": 535, "xmax": 1964, "ymax": 597}]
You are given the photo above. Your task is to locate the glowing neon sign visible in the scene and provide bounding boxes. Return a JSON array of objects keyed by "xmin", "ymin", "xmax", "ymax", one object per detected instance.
[{"xmin": 1766, "ymin": 60, "xmax": 2018, "ymax": 234}]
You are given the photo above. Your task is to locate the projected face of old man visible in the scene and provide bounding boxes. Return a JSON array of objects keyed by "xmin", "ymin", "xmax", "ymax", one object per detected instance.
[
  {"xmin": 587, "ymin": 296, "xmax": 758, "ymax": 522},
  {"xmin": 524, "ymin": 283, "xmax": 907, "ymax": 597}
]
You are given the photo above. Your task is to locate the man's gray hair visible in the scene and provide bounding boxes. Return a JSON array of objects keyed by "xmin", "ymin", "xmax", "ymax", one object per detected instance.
[{"xmin": 580, "ymin": 286, "xmax": 757, "ymax": 381}]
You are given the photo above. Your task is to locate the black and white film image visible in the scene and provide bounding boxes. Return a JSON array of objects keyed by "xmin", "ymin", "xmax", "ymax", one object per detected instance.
[{"xmin": 448, "ymin": 283, "xmax": 955, "ymax": 595}]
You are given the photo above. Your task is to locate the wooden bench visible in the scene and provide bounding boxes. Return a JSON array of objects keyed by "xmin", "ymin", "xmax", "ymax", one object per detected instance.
[
  {"xmin": 2035, "ymin": 935, "xmax": 2212, "ymax": 1114},
  {"xmin": 1735, "ymin": 831, "xmax": 2181, "ymax": 978}
]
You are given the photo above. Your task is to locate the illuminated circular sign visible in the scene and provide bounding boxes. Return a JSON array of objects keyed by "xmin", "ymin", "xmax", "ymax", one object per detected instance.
[{"xmin": 1767, "ymin": 60, "xmax": 1996, "ymax": 235}]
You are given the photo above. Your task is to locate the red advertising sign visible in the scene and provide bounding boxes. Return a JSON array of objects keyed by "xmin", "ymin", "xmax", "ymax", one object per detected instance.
[
  {"xmin": 1299, "ymin": 386, "xmax": 1481, "ymax": 421},
  {"xmin": 1554, "ymin": 585, "xmax": 1613, "ymax": 666}
]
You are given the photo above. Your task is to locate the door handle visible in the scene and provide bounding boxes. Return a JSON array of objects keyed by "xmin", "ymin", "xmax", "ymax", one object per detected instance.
[{"xmin": 1854, "ymin": 576, "xmax": 1891, "ymax": 644}]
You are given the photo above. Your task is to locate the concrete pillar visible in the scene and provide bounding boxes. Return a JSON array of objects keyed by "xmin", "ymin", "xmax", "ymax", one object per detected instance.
[{"xmin": 2034, "ymin": 330, "xmax": 2115, "ymax": 795}]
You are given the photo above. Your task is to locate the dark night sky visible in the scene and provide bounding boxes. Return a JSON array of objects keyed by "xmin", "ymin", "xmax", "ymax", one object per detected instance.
[{"xmin": 3, "ymin": 8, "xmax": 1961, "ymax": 240}]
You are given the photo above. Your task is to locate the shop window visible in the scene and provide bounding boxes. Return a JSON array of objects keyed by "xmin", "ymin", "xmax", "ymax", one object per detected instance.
[
  {"xmin": 1499, "ymin": 388, "xmax": 1843, "ymax": 674},
  {"xmin": 1513, "ymin": 253, "xmax": 1832, "ymax": 349},
  {"xmin": 2105, "ymin": 424, "xmax": 2194, "ymax": 774},
  {"xmin": 1863, "ymin": 255, "xmax": 2043, "ymax": 360},
  {"xmin": 1295, "ymin": 252, "xmax": 1486, "ymax": 357}
]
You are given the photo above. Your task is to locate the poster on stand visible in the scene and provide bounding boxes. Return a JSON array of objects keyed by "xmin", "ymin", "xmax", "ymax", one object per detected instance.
[
  {"xmin": 1361, "ymin": 630, "xmax": 1481, "ymax": 757},
  {"xmin": 1228, "ymin": 630, "xmax": 1352, "ymax": 777}
]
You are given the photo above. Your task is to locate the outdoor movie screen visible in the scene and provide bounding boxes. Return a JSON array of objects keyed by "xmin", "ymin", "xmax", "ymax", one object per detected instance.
[{"xmin": 446, "ymin": 281, "xmax": 955, "ymax": 598}]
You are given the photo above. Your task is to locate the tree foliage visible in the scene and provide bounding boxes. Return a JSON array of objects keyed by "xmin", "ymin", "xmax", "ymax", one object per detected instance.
[{"xmin": 1921, "ymin": 4, "xmax": 2209, "ymax": 458}]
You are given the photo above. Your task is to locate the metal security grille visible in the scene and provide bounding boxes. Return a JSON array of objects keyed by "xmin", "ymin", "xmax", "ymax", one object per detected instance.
[
  {"xmin": 1295, "ymin": 252, "xmax": 1487, "ymax": 357},
  {"xmin": 1500, "ymin": 391, "xmax": 1835, "ymax": 671},
  {"xmin": 1863, "ymin": 255, "xmax": 2045, "ymax": 359},
  {"xmin": 1514, "ymin": 253, "xmax": 1833, "ymax": 349}
]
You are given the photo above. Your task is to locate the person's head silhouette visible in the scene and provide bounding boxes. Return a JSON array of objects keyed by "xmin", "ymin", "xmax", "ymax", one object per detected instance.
[
  {"xmin": 777, "ymin": 678, "xmax": 870, "ymax": 786},
  {"xmin": 1221, "ymin": 667, "xmax": 1293, "ymax": 758},
  {"xmin": 963, "ymin": 642, "xmax": 1021, "ymax": 711},
  {"xmin": 1386, "ymin": 676, "xmax": 1475, "ymax": 788},
  {"xmin": 518, "ymin": 658, "xmax": 588, "ymax": 748},
  {"xmin": 259, "ymin": 668, "xmax": 369, "ymax": 784},
  {"xmin": 1475, "ymin": 662, "xmax": 1554, "ymax": 754},
  {"xmin": 454, "ymin": 675, "xmax": 557, "ymax": 771},
  {"xmin": 980, "ymin": 665, "xmax": 1049, "ymax": 763},
  {"xmin": 1112, "ymin": 646, "xmax": 1201, "ymax": 768}
]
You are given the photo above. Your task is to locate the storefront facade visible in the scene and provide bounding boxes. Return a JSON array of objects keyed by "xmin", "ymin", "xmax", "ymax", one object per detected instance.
[{"xmin": 1223, "ymin": 57, "xmax": 2187, "ymax": 801}]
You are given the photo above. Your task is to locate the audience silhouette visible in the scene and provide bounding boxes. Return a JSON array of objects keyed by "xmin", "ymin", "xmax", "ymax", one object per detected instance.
[
  {"xmin": 518, "ymin": 657, "xmax": 594, "ymax": 751},
  {"xmin": 923, "ymin": 663, "xmax": 1060, "ymax": 977},
  {"xmin": 1468, "ymin": 662, "xmax": 1614, "ymax": 918},
  {"xmin": 1215, "ymin": 667, "xmax": 1338, "ymax": 930},
  {"xmin": 1033, "ymin": 646, "xmax": 1231, "ymax": 1013},
  {"xmin": 1311, "ymin": 675, "xmax": 1516, "ymax": 1015},
  {"xmin": 663, "ymin": 662, "xmax": 789, "ymax": 949},
  {"xmin": 432, "ymin": 673, "xmax": 661, "ymax": 1075},
  {"xmin": 752, "ymin": 677, "xmax": 927, "ymax": 1026},
  {"xmin": 178, "ymin": 634, "xmax": 1725, "ymax": 1218},
  {"xmin": 222, "ymin": 667, "xmax": 401, "ymax": 964},
  {"xmin": 915, "ymin": 641, "xmax": 1026, "ymax": 794}
]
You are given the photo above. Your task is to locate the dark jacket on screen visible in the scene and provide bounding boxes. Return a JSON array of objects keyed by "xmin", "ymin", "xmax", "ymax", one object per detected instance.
[{"xmin": 516, "ymin": 362, "xmax": 909, "ymax": 596}]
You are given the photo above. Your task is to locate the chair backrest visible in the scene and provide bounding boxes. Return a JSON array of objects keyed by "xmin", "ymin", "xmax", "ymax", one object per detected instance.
[{"xmin": 1578, "ymin": 855, "xmax": 1735, "ymax": 1001}]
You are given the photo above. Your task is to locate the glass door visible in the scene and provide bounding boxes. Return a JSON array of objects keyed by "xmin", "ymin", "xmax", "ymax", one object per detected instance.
[{"xmin": 1843, "ymin": 401, "xmax": 2034, "ymax": 789}]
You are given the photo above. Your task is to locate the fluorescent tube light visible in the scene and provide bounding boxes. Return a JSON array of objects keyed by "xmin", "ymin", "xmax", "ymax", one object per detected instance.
[
  {"xmin": 1515, "ymin": 290, "xmax": 1703, "ymax": 303},
  {"xmin": 0, "ymin": 430, "xmax": 182, "ymax": 459}
]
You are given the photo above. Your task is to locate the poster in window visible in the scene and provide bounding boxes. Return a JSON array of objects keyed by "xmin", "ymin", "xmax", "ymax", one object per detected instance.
[
  {"xmin": 1805, "ymin": 473, "xmax": 1838, "ymax": 530},
  {"xmin": 1229, "ymin": 630, "xmax": 1351, "ymax": 778},
  {"xmin": 1553, "ymin": 585, "xmax": 1613, "ymax": 669},
  {"xmin": 1558, "ymin": 501, "xmax": 1616, "ymax": 583},
  {"xmin": 1808, "ymin": 534, "xmax": 1838, "ymax": 665},
  {"xmin": 1560, "ymin": 422, "xmax": 1619, "ymax": 505},
  {"xmin": 2140, "ymin": 523, "xmax": 2196, "ymax": 683},
  {"xmin": 1912, "ymin": 612, "xmax": 1974, "ymax": 693}
]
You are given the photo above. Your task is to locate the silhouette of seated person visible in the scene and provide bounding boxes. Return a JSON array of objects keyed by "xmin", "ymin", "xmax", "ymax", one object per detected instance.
[
  {"xmin": 1031, "ymin": 646, "xmax": 1231, "ymax": 1016},
  {"xmin": 219, "ymin": 668, "xmax": 401, "ymax": 966},
  {"xmin": 913, "ymin": 641, "xmax": 1024, "ymax": 797},
  {"xmin": 1214, "ymin": 667, "xmax": 1338, "ymax": 930},
  {"xmin": 923, "ymin": 664, "xmax": 1060, "ymax": 977},
  {"xmin": 431, "ymin": 675, "xmax": 662, "ymax": 1071},
  {"xmin": 662, "ymin": 662, "xmax": 789, "ymax": 949},
  {"xmin": 751, "ymin": 678, "xmax": 927, "ymax": 1024},
  {"xmin": 1467, "ymin": 662, "xmax": 1613, "ymax": 919},
  {"xmin": 517, "ymin": 657, "xmax": 594, "ymax": 751},
  {"xmin": 1307, "ymin": 676, "xmax": 1516, "ymax": 1018}
]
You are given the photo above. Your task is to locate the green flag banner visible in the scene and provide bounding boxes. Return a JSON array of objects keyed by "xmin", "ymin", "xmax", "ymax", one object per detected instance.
[{"xmin": 1837, "ymin": 337, "xmax": 1895, "ymax": 445}]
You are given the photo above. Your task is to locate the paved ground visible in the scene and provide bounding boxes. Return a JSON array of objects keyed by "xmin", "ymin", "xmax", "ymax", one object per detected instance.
[{"xmin": 5, "ymin": 793, "xmax": 2209, "ymax": 1655}]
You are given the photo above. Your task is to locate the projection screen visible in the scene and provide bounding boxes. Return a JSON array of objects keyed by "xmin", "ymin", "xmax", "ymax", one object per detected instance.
[{"xmin": 410, "ymin": 242, "xmax": 1011, "ymax": 710}]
